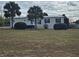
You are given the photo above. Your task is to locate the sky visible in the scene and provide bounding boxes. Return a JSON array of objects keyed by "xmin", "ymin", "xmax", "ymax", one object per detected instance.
[{"xmin": 0, "ymin": 1, "xmax": 79, "ymax": 22}]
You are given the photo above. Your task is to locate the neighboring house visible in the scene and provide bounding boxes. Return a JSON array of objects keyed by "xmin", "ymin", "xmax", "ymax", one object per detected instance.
[{"xmin": 13, "ymin": 15, "xmax": 65, "ymax": 29}]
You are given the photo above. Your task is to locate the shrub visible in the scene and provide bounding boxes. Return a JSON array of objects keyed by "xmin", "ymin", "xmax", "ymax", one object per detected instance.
[
  {"xmin": 0, "ymin": 22, "xmax": 3, "ymax": 26},
  {"xmin": 4, "ymin": 19, "xmax": 10, "ymax": 26},
  {"xmin": 0, "ymin": 17, "xmax": 10, "ymax": 26},
  {"xmin": 26, "ymin": 25, "xmax": 35, "ymax": 29},
  {"xmin": 0, "ymin": 16, "xmax": 4, "ymax": 26},
  {"xmin": 54, "ymin": 23, "xmax": 68, "ymax": 30},
  {"xmin": 14, "ymin": 22, "xmax": 27, "ymax": 29}
]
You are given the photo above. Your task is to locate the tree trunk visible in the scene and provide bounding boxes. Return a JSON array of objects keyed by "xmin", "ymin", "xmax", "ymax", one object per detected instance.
[
  {"xmin": 35, "ymin": 18, "xmax": 37, "ymax": 29},
  {"xmin": 10, "ymin": 17, "xmax": 14, "ymax": 29},
  {"xmin": 2, "ymin": 18, "xmax": 4, "ymax": 26}
]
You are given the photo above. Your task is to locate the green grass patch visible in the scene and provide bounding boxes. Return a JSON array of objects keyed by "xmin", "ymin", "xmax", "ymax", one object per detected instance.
[{"xmin": 0, "ymin": 29, "xmax": 79, "ymax": 56}]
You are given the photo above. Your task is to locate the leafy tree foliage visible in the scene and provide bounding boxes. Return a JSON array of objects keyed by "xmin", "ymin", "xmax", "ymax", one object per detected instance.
[
  {"xmin": 0, "ymin": 16, "xmax": 10, "ymax": 26},
  {"xmin": 27, "ymin": 6, "xmax": 47, "ymax": 29},
  {"xmin": 43, "ymin": 12, "xmax": 48, "ymax": 16},
  {"xmin": 0, "ymin": 16, "xmax": 4, "ymax": 26},
  {"xmin": 4, "ymin": 2, "xmax": 21, "ymax": 28}
]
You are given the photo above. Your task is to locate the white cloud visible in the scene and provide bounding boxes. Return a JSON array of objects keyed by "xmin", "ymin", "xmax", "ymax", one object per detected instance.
[{"xmin": 0, "ymin": 1, "xmax": 79, "ymax": 21}]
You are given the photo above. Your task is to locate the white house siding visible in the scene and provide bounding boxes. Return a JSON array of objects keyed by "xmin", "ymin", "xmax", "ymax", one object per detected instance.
[
  {"xmin": 37, "ymin": 19, "xmax": 45, "ymax": 29},
  {"xmin": 42, "ymin": 16, "xmax": 64, "ymax": 29},
  {"xmin": 48, "ymin": 17, "xmax": 56, "ymax": 29},
  {"xmin": 61, "ymin": 17, "xmax": 64, "ymax": 23},
  {"xmin": 13, "ymin": 16, "xmax": 64, "ymax": 29},
  {"xmin": 13, "ymin": 17, "xmax": 35, "ymax": 27}
]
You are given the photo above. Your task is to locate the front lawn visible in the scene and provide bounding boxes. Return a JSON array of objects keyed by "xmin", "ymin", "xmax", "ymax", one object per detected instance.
[{"xmin": 0, "ymin": 29, "xmax": 79, "ymax": 56}]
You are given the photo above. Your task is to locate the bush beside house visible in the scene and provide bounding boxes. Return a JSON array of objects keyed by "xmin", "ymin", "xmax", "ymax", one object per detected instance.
[
  {"xmin": 14, "ymin": 22, "xmax": 27, "ymax": 29},
  {"xmin": 0, "ymin": 16, "xmax": 5, "ymax": 26},
  {"xmin": 0, "ymin": 17, "xmax": 10, "ymax": 27},
  {"xmin": 54, "ymin": 23, "xmax": 68, "ymax": 30}
]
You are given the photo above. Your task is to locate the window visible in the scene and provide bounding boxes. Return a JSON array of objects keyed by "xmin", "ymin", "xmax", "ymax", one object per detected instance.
[
  {"xmin": 44, "ymin": 18, "xmax": 50, "ymax": 23},
  {"xmin": 56, "ymin": 17, "xmax": 61, "ymax": 23},
  {"xmin": 38, "ymin": 20, "xmax": 41, "ymax": 24}
]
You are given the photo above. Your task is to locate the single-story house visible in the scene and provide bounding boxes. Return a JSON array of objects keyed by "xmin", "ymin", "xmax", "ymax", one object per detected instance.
[{"xmin": 12, "ymin": 15, "xmax": 66, "ymax": 29}]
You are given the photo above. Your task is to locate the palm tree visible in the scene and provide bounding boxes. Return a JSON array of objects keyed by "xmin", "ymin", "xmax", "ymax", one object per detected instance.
[
  {"xmin": 4, "ymin": 2, "xmax": 21, "ymax": 28},
  {"xmin": 27, "ymin": 6, "xmax": 44, "ymax": 29}
]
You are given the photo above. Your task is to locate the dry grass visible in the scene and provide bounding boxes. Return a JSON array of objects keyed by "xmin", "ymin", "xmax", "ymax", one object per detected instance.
[{"xmin": 0, "ymin": 29, "xmax": 79, "ymax": 57}]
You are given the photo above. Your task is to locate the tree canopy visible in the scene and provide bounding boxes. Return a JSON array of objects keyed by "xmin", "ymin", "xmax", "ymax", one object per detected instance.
[
  {"xmin": 43, "ymin": 12, "xmax": 48, "ymax": 16},
  {"xmin": 27, "ymin": 6, "xmax": 48, "ymax": 29},
  {"xmin": 4, "ymin": 2, "xmax": 21, "ymax": 18},
  {"xmin": 27, "ymin": 6, "xmax": 44, "ymax": 20},
  {"xmin": 4, "ymin": 2, "xmax": 21, "ymax": 28}
]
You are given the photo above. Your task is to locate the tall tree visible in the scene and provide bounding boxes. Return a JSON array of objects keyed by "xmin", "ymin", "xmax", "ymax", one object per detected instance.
[
  {"xmin": 27, "ymin": 6, "xmax": 44, "ymax": 29},
  {"xmin": 4, "ymin": 2, "xmax": 21, "ymax": 28},
  {"xmin": 62, "ymin": 14, "xmax": 69, "ymax": 27}
]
